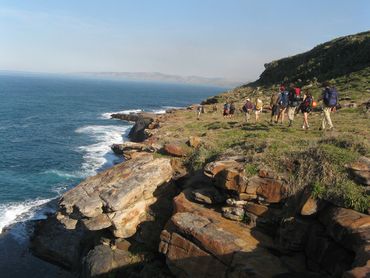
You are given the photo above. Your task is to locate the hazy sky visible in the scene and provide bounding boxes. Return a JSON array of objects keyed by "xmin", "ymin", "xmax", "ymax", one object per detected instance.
[{"xmin": 0, "ymin": 0, "xmax": 369, "ymax": 81}]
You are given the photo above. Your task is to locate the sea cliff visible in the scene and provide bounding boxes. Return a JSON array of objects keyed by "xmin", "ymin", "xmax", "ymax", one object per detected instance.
[
  {"xmin": 31, "ymin": 103, "xmax": 370, "ymax": 277},
  {"xmin": 31, "ymin": 31, "xmax": 370, "ymax": 277}
]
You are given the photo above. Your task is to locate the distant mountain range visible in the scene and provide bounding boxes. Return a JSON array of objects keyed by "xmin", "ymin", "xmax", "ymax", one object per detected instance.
[{"xmin": 79, "ymin": 72, "xmax": 243, "ymax": 88}]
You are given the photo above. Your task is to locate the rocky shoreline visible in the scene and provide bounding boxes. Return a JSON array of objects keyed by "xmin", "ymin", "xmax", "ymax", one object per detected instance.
[{"xmin": 30, "ymin": 108, "xmax": 370, "ymax": 278}]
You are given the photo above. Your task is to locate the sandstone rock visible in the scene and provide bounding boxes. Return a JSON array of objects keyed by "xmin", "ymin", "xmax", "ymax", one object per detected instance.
[
  {"xmin": 215, "ymin": 168, "xmax": 247, "ymax": 193},
  {"xmin": 301, "ymin": 196, "xmax": 319, "ymax": 216},
  {"xmin": 343, "ymin": 265, "xmax": 370, "ymax": 278},
  {"xmin": 239, "ymin": 192, "xmax": 258, "ymax": 200},
  {"xmin": 111, "ymin": 112, "xmax": 156, "ymax": 123},
  {"xmin": 108, "ymin": 200, "xmax": 148, "ymax": 238},
  {"xmin": 348, "ymin": 156, "xmax": 370, "ymax": 186},
  {"xmin": 170, "ymin": 158, "xmax": 188, "ymax": 180},
  {"xmin": 31, "ymin": 217, "xmax": 87, "ymax": 269},
  {"xmin": 57, "ymin": 213, "xmax": 78, "ymax": 230},
  {"xmin": 162, "ymin": 231, "xmax": 227, "ymax": 277},
  {"xmin": 111, "ymin": 142, "xmax": 155, "ymax": 155},
  {"xmin": 57, "ymin": 154, "xmax": 173, "ymax": 240},
  {"xmin": 166, "ymin": 212, "xmax": 242, "ymax": 264},
  {"xmin": 163, "ymin": 143, "xmax": 189, "ymax": 157},
  {"xmin": 248, "ymin": 176, "xmax": 285, "ymax": 203},
  {"xmin": 318, "ymin": 206, "xmax": 370, "ymax": 252},
  {"xmin": 222, "ymin": 206, "xmax": 245, "ymax": 221},
  {"xmin": 161, "ymin": 190, "xmax": 290, "ymax": 277},
  {"xmin": 82, "ymin": 214, "xmax": 112, "ymax": 231},
  {"xmin": 226, "ymin": 198, "xmax": 248, "ymax": 207},
  {"xmin": 244, "ymin": 202, "xmax": 269, "ymax": 216},
  {"xmin": 114, "ymin": 239, "xmax": 131, "ymax": 251},
  {"xmin": 82, "ymin": 244, "xmax": 144, "ymax": 278},
  {"xmin": 129, "ymin": 117, "xmax": 154, "ymax": 142},
  {"xmin": 204, "ymin": 160, "xmax": 242, "ymax": 178},
  {"xmin": 187, "ymin": 136, "xmax": 202, "ymax": 148},
  {"xmin": 258, "ymin": 168, "xmax": 276, "ymax": 179},
  {"xmin": 192, "ymin": 186, "xmax": 226, "ymax": 205}
]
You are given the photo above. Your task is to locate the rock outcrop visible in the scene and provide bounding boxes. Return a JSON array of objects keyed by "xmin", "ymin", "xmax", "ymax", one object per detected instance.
[
  {"xmin": 348, "ymin": 156, "xmax": 370, "ymax": 186},
  {"xmin": 32, "ymin": 154, "xmax": 176, "ymax": 274}
]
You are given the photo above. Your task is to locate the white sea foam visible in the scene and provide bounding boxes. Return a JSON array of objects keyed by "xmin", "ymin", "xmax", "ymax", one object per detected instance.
[
  {"xmin": 43, "ymin": 169, "xmax": 82, "ymax": 179},
  {"xmin": 76, "ymin": 125, "xmax": 131, "ymax": 176},
  {"xmin": 0, "ymin": 198, "xmax": 53, "ymax": 234},
  {"xmin": 100, "ymin": 109, "xmax": 143, "ymax": 119}
]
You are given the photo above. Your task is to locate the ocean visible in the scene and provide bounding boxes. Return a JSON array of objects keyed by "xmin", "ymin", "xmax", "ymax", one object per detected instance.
[{"xmin": 0, "ymin": 72, "xmax": 222, "ymax": 277}]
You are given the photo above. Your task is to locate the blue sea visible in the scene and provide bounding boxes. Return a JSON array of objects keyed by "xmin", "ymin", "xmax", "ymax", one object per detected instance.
[{"xmin": 0, "ymin": 73, "xmax": 223, "ymax": 235}]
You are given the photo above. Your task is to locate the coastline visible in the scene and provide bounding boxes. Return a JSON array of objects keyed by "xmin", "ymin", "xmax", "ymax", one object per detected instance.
[{"xmin": 29, "ymin": 92, "xmax": 370, "ymax": 277}]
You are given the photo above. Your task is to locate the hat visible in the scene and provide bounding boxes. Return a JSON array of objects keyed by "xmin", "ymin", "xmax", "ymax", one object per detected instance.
[{"xmin": 246, "ymin": 98, "xmax": 250, "ymax": 101}]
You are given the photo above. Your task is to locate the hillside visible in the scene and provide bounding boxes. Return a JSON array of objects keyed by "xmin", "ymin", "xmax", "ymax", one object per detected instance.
[{"xmin": 252, "ymin": 30, "xmax": 370, "ymax": 87}]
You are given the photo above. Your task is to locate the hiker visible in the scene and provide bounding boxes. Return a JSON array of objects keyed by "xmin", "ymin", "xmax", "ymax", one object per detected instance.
[
  {"xmin": 277, "ymin": 86, "xmax": 289, "ymax": 124},
  {"xmin": 223, "ymin": 102, "xmax": 230, "ymax": 118},
  {"xmin": 229, "ymin": 102, "xmax": 236, "ymax": 117},
  {"xmin": 255, "ymin": 97, "xmax": 263, "ymax": 122},
  {"xmin": 270, "ymin": 89, "xmax": 280, "ymax": 124},
  {"xmin": 197, "ymin": 105, "xmax": 204, "ymax": 120},
  {"xmin": 287, "ymin": 83, "xmax": 302, "ymax": 127},
  {"xmin": 319, "ymin": 82, "xmax": 338, "ymax": 130},
  {"xmin": 242, "ymin": 98, "xmax": 254, "ymax": 123},
  {"xmin": 300, "ymin": 91, "xmax": 313, "ymax": 129}
]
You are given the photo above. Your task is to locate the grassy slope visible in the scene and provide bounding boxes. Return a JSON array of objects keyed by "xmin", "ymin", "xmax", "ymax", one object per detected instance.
[{"xmin": 155, "ymin": 32, "xmax": 370, "ymax": 212}]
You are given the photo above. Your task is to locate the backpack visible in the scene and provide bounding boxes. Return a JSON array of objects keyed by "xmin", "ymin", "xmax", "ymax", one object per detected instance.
[
  {"xmin": 288, "ymin": 89, "xmax": 300, "ymax": 106},
  {"xmin": 279, "ymin": 91, "xmax": 289, "ymax": 107},
  {"xmin": 323, "ymin": 88, "xmax": 338, "ymax": 107},
  {"xmin": 256, "ymin": 99, "xmax": 263, "ymax": 110},
  {"xmin": 303, "ymin": 96, "xmax": 313, "ymax": 107},
  {"xmin": 243, "ymin": 101, "xmax": 253, "ymax": 112}
]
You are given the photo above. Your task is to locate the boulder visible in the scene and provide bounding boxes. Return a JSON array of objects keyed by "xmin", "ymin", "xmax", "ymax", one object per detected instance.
[
  {"xmin": 31, "ymin": 218, "xmax": 88, "ymax": 269},
  {"xmin": 222, "ymin": 206, "xmax": 245, "ymax": 221},
  {"xmin": 82, "ymin": 244, "xmax": 144, "ymax": 278},
  {"xmin": 347, "ymin": 156, "xmax": 370, "ymax": 186},
  {"xmin": 318, "ymin": 206, "xmax": 370, "ymax": 252},
  {"xmin": 248, "ymin": 176, "xmax": 286, "ymax": 203},
  {"xmin": 163, "ymin": 143, "xmax": 189, "ymax": 157},
  {"xmin": 111, "ymin": 142, "xmax": 155, "ymax": 155},
  {"xmin": 215, "ymin": 168, "xmax": 247, "ymax": 193},
  {"xmin": 204, "ymin": 160, "xmax": 242, "ymax": 178},
  {"xmin": 58, "ymin": 155, "xmax": 172, "ymax": 233},
  {"xmin": 301, "ymin": 196, "xmax": 320, "ymax": 216},
  {"xmin": 192, "ymin": 186, "xmax": 226, "ymax": 205},
  {"xmin": 129, "ymin": 117, "xmax": 154, "ymax": 142}
]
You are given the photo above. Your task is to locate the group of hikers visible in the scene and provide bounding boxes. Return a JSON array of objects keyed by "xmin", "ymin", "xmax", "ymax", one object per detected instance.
[{"xmin": 221, "ymin": 82, "xmax": 338, "ymax": 130}]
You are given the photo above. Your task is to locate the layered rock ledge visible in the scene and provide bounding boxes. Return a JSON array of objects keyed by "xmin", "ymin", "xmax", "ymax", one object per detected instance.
[{"xmin": 31, "ymin": 108, "xmax": 370, "ymax": 278}]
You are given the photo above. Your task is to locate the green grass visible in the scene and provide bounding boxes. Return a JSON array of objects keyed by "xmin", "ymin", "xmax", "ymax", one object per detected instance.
[
  {"xmin": 154, "ymin": 86, "xmax": 369, "ymax": 212},
  {"xmin": 312, "ymin": 181, "xmax": 369, "ymax": 213}
]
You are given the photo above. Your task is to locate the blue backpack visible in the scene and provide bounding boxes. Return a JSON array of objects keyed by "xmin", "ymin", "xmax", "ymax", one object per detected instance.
[
  {"xmin": 323, "ymin": 88, "xmax": 338, "ymax": 107},
  {"xmin": 279, "ymin": 91, "xmax": 289, "ymax": 107}
]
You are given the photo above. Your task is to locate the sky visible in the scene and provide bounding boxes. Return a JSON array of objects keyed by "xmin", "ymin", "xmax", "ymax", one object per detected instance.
[{"xmin": 0, "ymin": 0, "xmax": 369, "ymax": 81}]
